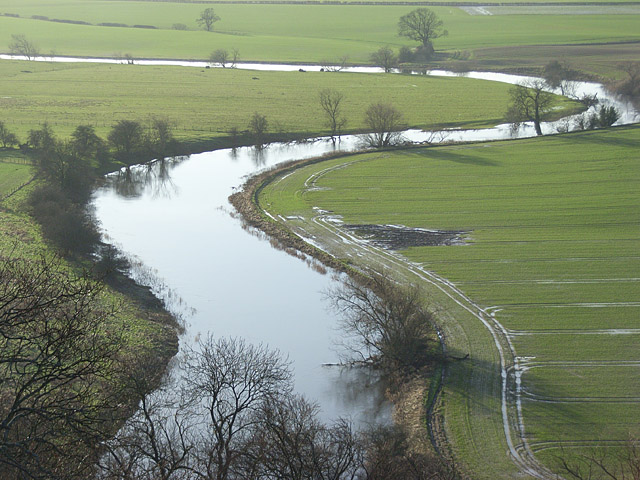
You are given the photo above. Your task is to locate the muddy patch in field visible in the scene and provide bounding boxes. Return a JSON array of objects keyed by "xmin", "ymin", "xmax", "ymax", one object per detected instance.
[{"xmin": 344, "ymin": 224, "xmax": 469, "ymax": 250}]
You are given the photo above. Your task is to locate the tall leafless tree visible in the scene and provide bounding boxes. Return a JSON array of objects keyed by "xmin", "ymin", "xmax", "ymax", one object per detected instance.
[
  {"xmin": 8, "ymin": 34, "xmax": 39, "ymax": 60},
  {"xmin": 0, "ymin": 255, "xmax": 124, "ymax": 479},
  {"xmin": 329, "ymin": 270, "xmax": 437, "ymax": 372},
  {"xmin": 319, "ymin": 89, "xmax": 347, "ymax": 141},
  {"xmin": 184, "ymin": 336, "xmax": 292, "ymax": 480},
  {"xmin": 361, "ymin": 103, "xmax": 405, "ymax": 148}
]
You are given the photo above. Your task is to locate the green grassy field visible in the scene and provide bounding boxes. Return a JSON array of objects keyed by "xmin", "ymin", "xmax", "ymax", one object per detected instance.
[
  {"xmin": 0, "ymin": 58, "xmax": 556, "ymax": 144},
  {"xmin": 256, "ymin": 126, "xmax": 640, "ymax": 477},
  {"xmin": 1, "ymin": 3, "xmax": 638, "ymax": 74}
]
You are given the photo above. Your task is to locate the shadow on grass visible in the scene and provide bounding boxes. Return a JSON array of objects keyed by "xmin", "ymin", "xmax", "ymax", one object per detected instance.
[
  {"xmin": 568, "ymin": 125, "xmax": 640, "ymax": 149},
  {"xmin": 405, "ymin": 148, "xmax": 499, "ymax": 167}
]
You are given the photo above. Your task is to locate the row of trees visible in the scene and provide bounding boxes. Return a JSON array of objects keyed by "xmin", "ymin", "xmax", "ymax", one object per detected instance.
[
  {"xmin": 97, "ymin": 334, "xmax": 457, "ymax": 480},
  {"xmin": 11, "ymin": 119, "xmax": 178, "ymax": 256}
]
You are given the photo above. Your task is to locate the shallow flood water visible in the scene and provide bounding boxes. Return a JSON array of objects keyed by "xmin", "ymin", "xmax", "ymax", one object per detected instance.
[{"xmin": 84, "ymin": 56, "xmax": 639, "ymax": 426}]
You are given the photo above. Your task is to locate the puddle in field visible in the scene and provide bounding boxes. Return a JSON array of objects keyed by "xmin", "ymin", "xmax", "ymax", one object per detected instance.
[{"xmin": 344, "ymin": 224, "xmax": 469, "ymax": 250}]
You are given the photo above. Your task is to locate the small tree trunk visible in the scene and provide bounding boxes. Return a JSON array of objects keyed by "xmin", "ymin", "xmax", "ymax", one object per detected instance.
[{"xmin": 534, "ymin": 108, "xmax": 543, "ymax": 136}]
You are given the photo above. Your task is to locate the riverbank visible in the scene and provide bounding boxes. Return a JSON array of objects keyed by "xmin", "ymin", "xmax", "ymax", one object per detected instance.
[
  {"xmin": 0, "ymin": 154, "xmax": 181, "ymax": 475},
  {"xmin": 228, "ymin": 146, "xmax": 459, "ymax": 470}
]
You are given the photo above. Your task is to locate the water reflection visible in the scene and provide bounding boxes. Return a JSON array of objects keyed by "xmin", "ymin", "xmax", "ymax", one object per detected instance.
[
  {"xmin": 109, "ymin": 156, "xmax": 186, "ymax": 199},
  {"xmin": 94, "ymin": 141, "xmax": 394, "ymax": 426},
  {"xmin": 250, "ymin": 145, "xmax": 268, "ymax": 167},
  {"xmin": 328, "ymin": 367, "xmax": 391, "ymax": 425}
]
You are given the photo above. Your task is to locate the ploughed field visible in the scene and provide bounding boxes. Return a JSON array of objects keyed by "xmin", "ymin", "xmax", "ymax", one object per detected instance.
[
  {"xmin": 1, "ymin": 1, "xmax": 639, "ymax": 71},
  {"xmin": 257, "ymin": 125, "xmax": 640, "ymax": 477}
]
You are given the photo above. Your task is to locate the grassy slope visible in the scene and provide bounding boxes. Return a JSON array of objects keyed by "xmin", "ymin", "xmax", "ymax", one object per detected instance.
[
  {"xmin": 257, "ymin": 126, "xmax": 640, "ymax": 477},
  {"xmin": 0, "ymin": 155, "xmax": 178, "ymax": 400},
  {"xmin": 0, "ymin": 59, "xmax": 541, "ymax": 143},
  {"xmin": 0, "ymin": 6, "xmax": 638, "ymax": 69}
]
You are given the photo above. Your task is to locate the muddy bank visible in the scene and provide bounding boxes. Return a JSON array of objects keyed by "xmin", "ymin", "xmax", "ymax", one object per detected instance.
[
  {"xmin": 228, "ymin": 149, "xmax": 458, "ymax": 470},
  {"xmin": 229, "ymin": 150, "xmax": 363, "ymax": 276}
]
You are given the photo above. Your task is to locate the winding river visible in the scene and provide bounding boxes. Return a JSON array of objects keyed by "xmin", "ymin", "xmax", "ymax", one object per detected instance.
[{"xmin": 78, "ymin": 56, "xmax": 638, "ymax": 427}]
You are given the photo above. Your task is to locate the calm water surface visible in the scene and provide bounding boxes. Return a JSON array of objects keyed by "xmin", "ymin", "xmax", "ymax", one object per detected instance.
[{"xmin": 93, "ymin": 139, "xmax": 391, "ymax": 425}]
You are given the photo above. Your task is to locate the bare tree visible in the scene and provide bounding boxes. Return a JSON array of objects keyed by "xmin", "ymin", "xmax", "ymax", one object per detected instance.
[
  {"xmin": 397, "ymin": 9, "xmax": 448, "ymax": 57},
  {"xmin": 184, "ymin": 336, "xmax": 292, "ymax": 480},
  {"xmin": 321, "ymin": 55, "xmax": 349, "ymax": 72},
  {"xmin": 98, "ymin": 376, "xmax": 195, "ymax": 480},
  {"xmin": 231, "ymin": 48, "xmax": 240, "ymax": 67},
  {"xmin": 0, "ymin": 255, "xmax": 123, "ymax": 479},
  {"xmin": 361, "ymin": 103, "xmax": 405, "ymax": 148},
  {"xmin": 319, "ymin": 89, "xmax": 347, "ymax": 141},
  {"xmin": 370, "ymin": 46, "xmax": 397, "ymax": 73},
  {"xmin": 246, "ymin": 394, "xmax": 362, "ymax": 480},
  {"xmin": 8, "ymin": 34, "xmax": 39, "ymax": 60},
  {"xmin": 506, "ymin": 79, "xmax": 555, "ymax": 136},
  {"xmin": 196, "ymin": 8, "xmax": 220, "ymax": 32},
  {"xmin": 147, "ymin": 117, "xmax": 177, "ymax": 159},
  {"xmin": 555, "ymin": 437, "xmax": 640, "ymax": 480},
  {"xmin": 330, "ymin": 270, "xmax": 437, "ymax": 371}
]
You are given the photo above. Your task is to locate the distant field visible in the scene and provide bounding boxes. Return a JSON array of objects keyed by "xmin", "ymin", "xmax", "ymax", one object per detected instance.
[
  {"xmin": 0, "ymin": 2, "xmax": 638, "ymax": 72},
  {"xmin": 256, "ymin": 126, "xmax": 640, "ymax": 477},
  {"xmin": 0, "ymin": 59, "xmax": 548, "ymax": 144}
]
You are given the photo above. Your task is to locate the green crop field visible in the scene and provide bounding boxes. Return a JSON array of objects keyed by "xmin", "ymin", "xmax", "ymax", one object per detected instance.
[
  {"xmin": 256, "ymin": 126, "xmax": 640, "ymax": 478},
  {"xmin": 1, "ymin": 58, "xmax": 565, "ymax": 145},
  {"xmin": 1, "ymin": 2, "xmax": 638, "ymax": 74}
]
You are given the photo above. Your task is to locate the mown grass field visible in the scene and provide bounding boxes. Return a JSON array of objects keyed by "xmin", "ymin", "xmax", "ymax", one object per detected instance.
[
  {"xmin": 1, "ymin": 2, "xmax": 638, "ymax": 73},
  {"xmin": 257, "ymin": 126, "xmax": 640, "ymax": 477},
  {"xmin": 0, "ymin": 58, "xmax": 545, "ymax": 144}
]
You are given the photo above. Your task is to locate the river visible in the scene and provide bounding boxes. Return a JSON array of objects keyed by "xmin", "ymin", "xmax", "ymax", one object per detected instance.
[{"xmin": 81, "ymin": 56, "xmax": 639, "ymax": 426}]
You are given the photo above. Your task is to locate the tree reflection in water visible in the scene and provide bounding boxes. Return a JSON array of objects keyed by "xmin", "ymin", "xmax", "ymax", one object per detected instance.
[{"xmin": 111, "ymin": 156, "xmax": 188, "ymax": 199}]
